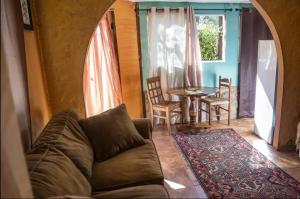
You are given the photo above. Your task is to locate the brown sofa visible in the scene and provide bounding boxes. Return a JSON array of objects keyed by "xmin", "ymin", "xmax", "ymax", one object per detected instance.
[{"xmin": 26, "ymin": 110, "xmax": 169, "ymax": 198}]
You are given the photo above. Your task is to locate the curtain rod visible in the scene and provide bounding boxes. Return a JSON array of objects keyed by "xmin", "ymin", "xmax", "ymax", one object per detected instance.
[{"xmin": 135, "ymin": 8, "xmax": 234, "ymax": 12}]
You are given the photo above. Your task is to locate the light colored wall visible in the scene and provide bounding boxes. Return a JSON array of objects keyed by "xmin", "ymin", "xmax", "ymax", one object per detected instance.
[
  {"xmin": 24, "ymin": 30, "xmax": 50, "ymax": 141},
  {"xmin": 138, "ymin": 2, "xmax": 252, "ymax": 88},
  {"xmin": 253, "ymin": 0, "xmax": 300, "ymax": 150},
  {"xmin": 1, "ymin": 48, "xmax": 33, "ymax": 198},
  {"xmin": 1, "ymin": 1, "xmax": 33, "ymax": 197},
  {"xmin": 113, "ymin": 0, "xmax": 144, "ymax": 118}
]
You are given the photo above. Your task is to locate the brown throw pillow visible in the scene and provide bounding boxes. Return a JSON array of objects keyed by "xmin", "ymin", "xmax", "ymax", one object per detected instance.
[{"xmin": 78, "ymin": 104, "xmax": 145, "ymax": 162}]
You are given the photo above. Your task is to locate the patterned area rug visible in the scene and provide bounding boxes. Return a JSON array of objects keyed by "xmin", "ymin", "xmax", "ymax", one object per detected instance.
[{"xmin": 173, "ymin": 128, "xmax": 300, "ymax": 198}]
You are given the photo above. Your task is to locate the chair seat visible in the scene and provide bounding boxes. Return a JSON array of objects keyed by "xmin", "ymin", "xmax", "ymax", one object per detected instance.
[
  {"xmin": 199, "ymin": 76, "xmax": 231, "ymax": 126},
  {"xmin": 146, "ymin": 76, "xmax": 183, "ymax": 134},
  {"xmin": 201, "ymin": 96, "xmax": 229, "ymax": 106},
  {"xmin": 152, "ymin": 101, "xmax": 181, "ymax": 110}
]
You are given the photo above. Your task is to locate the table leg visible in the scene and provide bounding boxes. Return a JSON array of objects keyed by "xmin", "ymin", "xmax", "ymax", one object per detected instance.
[
  {"xmin": 180, "ymin": 97, "xmax": 185, "ymax": 124},
  {"xmin": 176, "ymin": 95, "xmax": 210, "ymax": 132},
  {"xmin": 199, "ymin": 101, "xmax": 202, "ymax": 123}
]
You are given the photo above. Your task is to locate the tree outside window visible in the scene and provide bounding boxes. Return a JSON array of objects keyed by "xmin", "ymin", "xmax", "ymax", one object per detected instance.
[{"xmin": 196, "ymin": 15, "xmax": 225, "ymax": 61}]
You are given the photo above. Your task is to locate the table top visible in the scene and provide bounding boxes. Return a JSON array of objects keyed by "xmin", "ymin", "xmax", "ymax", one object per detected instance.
[{"xmin": 168, "ymin": 87, "xmax": 218, "ymax": 97}]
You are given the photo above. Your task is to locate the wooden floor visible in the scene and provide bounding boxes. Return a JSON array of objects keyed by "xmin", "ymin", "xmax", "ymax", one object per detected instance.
[{"xmin": 152, "ymin": 118, "xmax": 300, "ymax": 198}]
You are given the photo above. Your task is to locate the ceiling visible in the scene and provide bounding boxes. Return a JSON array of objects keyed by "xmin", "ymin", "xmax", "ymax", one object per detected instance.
[{"xmin": 129, "ymin": 0, "xmax": 251, "ymax": 3}]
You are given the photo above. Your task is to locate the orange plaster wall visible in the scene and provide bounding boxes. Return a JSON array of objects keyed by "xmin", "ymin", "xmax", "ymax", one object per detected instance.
[
  {"xmin": 113, "ymin": 0, "xmax": 143, "ymax": 118},
  {"xmin": 24, "ymin": 30, "xmax": 51, "ymax": 141},
  {"xmin": 31, "ymin": 0, "xmax": 115, "ymax": 117},
  {"xmin": 253, "ymin": 0, "xmax": 300, "ymax": 150}
]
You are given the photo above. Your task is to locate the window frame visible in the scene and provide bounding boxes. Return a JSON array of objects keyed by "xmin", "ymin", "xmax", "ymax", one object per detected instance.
[{"xmin": 196, "ymin": 14, "xmax": 226, "ymax": 63}]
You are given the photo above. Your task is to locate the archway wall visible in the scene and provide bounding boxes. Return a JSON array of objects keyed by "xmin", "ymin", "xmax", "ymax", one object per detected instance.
[
  {"xmin": 32, "ymin": 0, "xmax": 299, "ymax": 149},
  {"xmin": 31, "ymin": 0, "xmax": 115, "ymax": 117},
  {"xmin": 253, "ymin": 0, "xmax": 300, "ymax": 150}
]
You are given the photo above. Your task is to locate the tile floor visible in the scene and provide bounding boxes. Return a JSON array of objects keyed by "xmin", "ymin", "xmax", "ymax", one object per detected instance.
[{"xmin": 152, "ymin": 118, "xmax": 300, "ymax": 198}]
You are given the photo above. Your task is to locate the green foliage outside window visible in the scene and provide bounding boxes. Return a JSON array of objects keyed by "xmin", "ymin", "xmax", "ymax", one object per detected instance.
[
  {"xmin": 198, "ymin": 24, "xmax": 218, "ymax": 60},
  {"xmin": 197, "ymin": 15, "xmax": 223, "ymax": 61}
]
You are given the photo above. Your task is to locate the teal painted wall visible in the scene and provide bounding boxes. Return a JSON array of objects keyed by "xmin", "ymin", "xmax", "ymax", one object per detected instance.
[{"xmin": 138, "ymin": 2, "xmax": 252, "ymax": 89}]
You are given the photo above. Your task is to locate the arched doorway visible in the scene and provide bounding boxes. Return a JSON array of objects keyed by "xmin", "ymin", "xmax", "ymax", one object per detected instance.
[
  {"xmin": 83, "ymin": 0, "xmax": 144, "ymax": 119},
  {"xmin": 81, "ymin": 2, "xmax": 300, "ymax": 198},
  {"xmin": 85, "ymin": 0, "xmax": 284, "ymax": 149},
  {"xmin": 250, "ymin": 0, "xmax": 283, "ymax": 149}
]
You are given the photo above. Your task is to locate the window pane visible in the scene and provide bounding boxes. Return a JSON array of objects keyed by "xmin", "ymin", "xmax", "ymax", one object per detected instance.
[{"xmin": 197, "ymin": 15, "xmax": 225, "ymax": 61}]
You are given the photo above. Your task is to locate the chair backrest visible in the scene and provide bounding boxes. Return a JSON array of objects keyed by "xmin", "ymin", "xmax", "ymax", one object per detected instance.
[
  {"xmin": 146, "ymin": 76, "xmax": 165, "ymax": 105},
  {"xmin": 218, "ymin": 76, "xmax": 231, "ymax": 100}
]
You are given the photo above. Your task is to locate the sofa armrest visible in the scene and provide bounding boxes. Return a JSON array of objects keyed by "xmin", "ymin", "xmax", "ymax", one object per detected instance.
[{"xmin": 132, "ymin": 118, "xmax": 152, "ymax": 139}]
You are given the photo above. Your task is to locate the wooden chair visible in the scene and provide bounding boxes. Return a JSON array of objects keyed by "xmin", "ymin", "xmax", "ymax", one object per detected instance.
[
  {"xmin": 146, "ymin": 76, "xmax": 183, "ymax": 135},
  {"xmin": 199, "ymin": 76, "xmax": 231, "ymax": 126}
]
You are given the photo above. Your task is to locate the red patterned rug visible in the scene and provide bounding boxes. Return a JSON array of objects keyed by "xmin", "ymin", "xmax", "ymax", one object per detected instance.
[{"xmin": 173, "ymin": 128, "xmax": 300, "ymax": 198}]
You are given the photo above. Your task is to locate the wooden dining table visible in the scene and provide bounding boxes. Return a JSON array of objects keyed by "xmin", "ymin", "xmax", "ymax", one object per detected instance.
[{"xmin": 167, "ymin": 87, "xmax": 218, "ymax": 128}]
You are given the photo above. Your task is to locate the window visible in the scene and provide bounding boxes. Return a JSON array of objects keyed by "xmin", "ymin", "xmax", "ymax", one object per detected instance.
[{"xmin": 196, "ymin": 15, "xmax": 226, "ymax": 61}]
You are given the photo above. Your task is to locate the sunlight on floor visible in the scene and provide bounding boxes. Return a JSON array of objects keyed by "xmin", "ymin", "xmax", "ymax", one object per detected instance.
[
  {"xmin": 164, "ymin": 179, "xmax": 186, "ymax": 190},
  {"xmin": 251, "ymin": 139, "xmax": 267, "ymax": 148},
  {"xmin": 153, "ymin": 118, "xmax": 300, "ymax": 198},
  {"xmin": 254, "ymin": 76, "xmax": 274, "ymax": 144}
]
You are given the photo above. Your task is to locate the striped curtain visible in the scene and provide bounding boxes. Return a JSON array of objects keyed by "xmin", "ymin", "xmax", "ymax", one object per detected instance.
[{"xmin": 83, "ymin": 14, "xmax": 122, "ymax": 117}]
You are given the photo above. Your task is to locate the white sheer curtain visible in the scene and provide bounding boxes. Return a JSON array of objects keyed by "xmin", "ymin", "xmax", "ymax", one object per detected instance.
[
  {"xmin": 148, "ymin": 7, "xmax": 203, "ymax": 122},
  {"xmin": 148, "ymin": 7, "xmax": 186, "ymax": 99}
]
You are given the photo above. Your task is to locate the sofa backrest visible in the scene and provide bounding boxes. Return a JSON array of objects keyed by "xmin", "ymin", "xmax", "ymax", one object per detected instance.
[
  {"xmin": 27, "ymin": 147, "xmax": 91, "ymax": 198},
  {"xmin": 32, "ymin": 110, "xmax": 94, "ymax": 178},
  {"xmin": 27, "ymin": 110, "xmax": 94, "ymax": 197}
]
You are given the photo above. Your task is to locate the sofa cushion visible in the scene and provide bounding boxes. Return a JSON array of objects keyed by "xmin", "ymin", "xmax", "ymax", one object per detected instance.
[
  {"xmin": 92, "ymin": 185, "xmax": 169, "ymax": 199},
  {"xmin": 79, "ymin": 104, "xmax": 145, "ymax": 162},
  {"xmin": 132, "ymin": 118, "xmax": 152, "ymax": 139},
  {"xmin": 90, "ymin": 140, "xmax": 164, "ymax": 191},
  {"xmin": 26, "ymin": 147, "xmax": 91, "ymax": 198},
  {"xmin": 33, "ymin": 110, "xmax": 93, "ymax": 179},
  {"xmin": 48, "ymin": 196, "xmax": 92, "ymax": 199}
]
